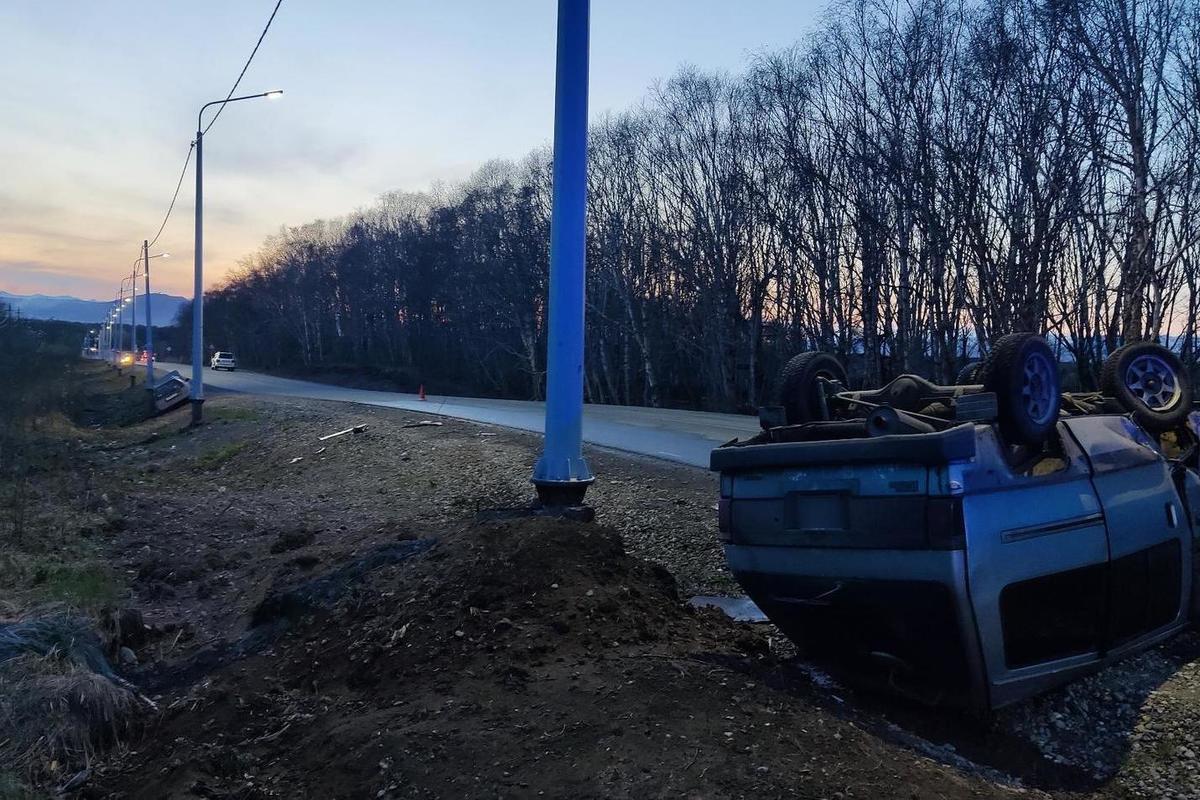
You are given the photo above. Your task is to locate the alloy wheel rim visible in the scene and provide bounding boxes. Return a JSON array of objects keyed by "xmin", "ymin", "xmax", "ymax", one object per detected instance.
[
  {"xmin": 1125, "ymin": 354, "xmax": 1182, "ymax": 411},
  {"xmin": 1021, "ymin": 351, "xmax": 1056, "ymax": 425}
]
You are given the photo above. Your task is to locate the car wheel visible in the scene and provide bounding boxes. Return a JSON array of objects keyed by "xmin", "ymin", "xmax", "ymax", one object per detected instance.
[
  {"xmin": 1101, "ymin": 342, "xmax": 1192, "ymax": 432},
  {"xmin": 956, "ymin": 361, "xmax": 982, "ymax": 385},
  {"xmin": 779, "ymin": 352, "xmax": 848, "ymax": 425},
  {"xmin": 980, "ymin": 333, "xmax": 1061, "ymax": 446}
]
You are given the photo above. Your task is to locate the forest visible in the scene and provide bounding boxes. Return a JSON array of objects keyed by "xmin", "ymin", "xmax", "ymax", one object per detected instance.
[{"xmin": 195, "ymin": 0, "xmax": 1200, "ymax": 412}]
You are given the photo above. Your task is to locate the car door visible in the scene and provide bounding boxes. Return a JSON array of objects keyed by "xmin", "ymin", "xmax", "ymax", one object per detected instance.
[
  {"xmin": 1062, "ymin": 416, "xmax": 1190, "ymax": 651},
  {"xmin": 962, "ymin": 425, "xmax": 1109, "ymax": 708}
]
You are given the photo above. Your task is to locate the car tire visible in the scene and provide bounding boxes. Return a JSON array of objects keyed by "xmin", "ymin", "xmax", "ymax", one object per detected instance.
[
  {"xmin": 1100, "ymin": 342, "xmax": 1192, "ymax": 432},
  {"xmin": 956, "ymin": 361, "xmax": 982, "ymax": 385},
  {"xmin": 779, "ymin": 352, "xmax": 848, "ymax": 425},
  {"xmin": 980, "ymin": 333, "xmax": 1061, "ymax": 446}
]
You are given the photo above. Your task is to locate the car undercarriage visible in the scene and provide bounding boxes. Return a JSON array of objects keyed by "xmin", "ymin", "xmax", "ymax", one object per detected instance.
[{"xmin": 712, "ymin": 333, "xmax": 1200, "ymax": 712}]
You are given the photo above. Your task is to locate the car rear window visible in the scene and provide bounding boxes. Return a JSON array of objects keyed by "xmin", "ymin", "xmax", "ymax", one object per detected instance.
[{"xmin": 216, "ymin": 352, "xmax": 233, "ymax": 359}]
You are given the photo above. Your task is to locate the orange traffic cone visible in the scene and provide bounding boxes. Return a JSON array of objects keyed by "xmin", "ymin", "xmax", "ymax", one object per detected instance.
[{"xmin": 418, "ymin": 384, "xmax": 426, "ymax": 401}]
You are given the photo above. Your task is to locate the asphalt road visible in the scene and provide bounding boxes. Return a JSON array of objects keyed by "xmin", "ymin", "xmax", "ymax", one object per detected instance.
[{"xmin": 188, "ymin": 366, "xmax": 760, "ymax": 469}]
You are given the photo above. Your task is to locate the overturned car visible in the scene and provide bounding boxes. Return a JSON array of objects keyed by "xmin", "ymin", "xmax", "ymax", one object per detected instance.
[{"xmin": 711, "ymin": 334, "xmax": 1200, "ymax": 712}]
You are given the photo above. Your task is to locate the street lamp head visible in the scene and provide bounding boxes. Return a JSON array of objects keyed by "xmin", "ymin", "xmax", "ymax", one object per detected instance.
[{"xmin": 199, "ymin": 89, "xmax": 286, "ymax": 129}]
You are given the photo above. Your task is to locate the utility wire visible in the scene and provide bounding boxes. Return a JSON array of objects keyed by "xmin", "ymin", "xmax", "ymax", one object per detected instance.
[
  {"xmin": 130, "ymin": 0, "xmax": 284, "ymax": 278},
  {"xmin": 147, "ymin": 142, "xmax": 195, "ymax": 249},
  {"xmin": 203, "ymin": 0, "xmax": 284, "ymax": 135}
]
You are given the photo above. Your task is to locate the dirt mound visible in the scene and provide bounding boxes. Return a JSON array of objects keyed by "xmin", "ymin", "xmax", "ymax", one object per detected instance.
[{"xmin": 93, "ymin": 517, "xmax": 1018, "ymax": 800}]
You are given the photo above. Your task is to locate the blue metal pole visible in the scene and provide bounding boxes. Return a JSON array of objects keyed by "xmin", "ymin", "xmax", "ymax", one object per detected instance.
[{"xmin": 532, "ymin": 0, "xmax": 594, "ymax": 506}]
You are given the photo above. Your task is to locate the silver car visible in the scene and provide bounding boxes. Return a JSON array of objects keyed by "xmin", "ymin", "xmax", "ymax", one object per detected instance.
[{"xmin": 712, "ymin": 334, "xmax": 1198, "ymax": 712}]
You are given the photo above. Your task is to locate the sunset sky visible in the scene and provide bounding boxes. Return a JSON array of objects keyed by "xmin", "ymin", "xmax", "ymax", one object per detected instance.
[{"xmin": 1, "ymin": 0, "xmax": 819, "ymax": 301}]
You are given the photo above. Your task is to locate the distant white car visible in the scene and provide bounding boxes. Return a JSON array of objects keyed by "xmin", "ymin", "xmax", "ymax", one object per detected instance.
[{"xmin": 210, "ymin": 351, "xmax": 237, "ymax": 371}]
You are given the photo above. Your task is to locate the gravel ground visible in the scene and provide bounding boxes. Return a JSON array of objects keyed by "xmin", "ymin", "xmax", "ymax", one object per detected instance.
[{"xmin": 997, "ymin": 630, "xmax": 1200, "ymax": 797}]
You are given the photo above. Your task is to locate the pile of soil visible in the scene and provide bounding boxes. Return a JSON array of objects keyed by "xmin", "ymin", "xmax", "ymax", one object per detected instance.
[{"xmin": 92, "ymin": 514, "xmax": 1014, "ymax": 799}]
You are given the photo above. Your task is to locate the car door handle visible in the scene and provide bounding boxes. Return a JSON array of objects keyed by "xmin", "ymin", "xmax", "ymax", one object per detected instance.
[{"xmin": 1167, "ymin": 503, "xmax": 1179, "ymax": 528}]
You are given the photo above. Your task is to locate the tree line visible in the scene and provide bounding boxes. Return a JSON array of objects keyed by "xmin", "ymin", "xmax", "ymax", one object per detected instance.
[{"xmin": 193, "ymin": 0, "xmax": 1200, "ymax": 412}]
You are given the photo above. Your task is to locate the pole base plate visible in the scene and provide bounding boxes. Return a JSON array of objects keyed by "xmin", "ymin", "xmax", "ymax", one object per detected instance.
[{"xmin": 533, "ymin": 480, "xmax": 593, "ymax": 507}]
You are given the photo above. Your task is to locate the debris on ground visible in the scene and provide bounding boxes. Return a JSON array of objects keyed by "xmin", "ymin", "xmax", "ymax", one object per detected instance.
[
  {"xmin": 317, "ymin": 423, "xmax": 367, "ymax": 441},
  {"xmin": 688, "ymin": 595, "xmax": 769, "ymax": 622}
]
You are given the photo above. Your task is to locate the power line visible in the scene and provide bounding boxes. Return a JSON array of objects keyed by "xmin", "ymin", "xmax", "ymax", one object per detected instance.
[
  {"xmin": 147, "ymin": 142, "xmax": 195, "ymax": 249},
  {"xmin": 203, "ymin": 0, "xmax": 284, "ymax": 136},
  {"xmin": 126, "ymin": 0, "xmax": 284, "ymax": 279}
]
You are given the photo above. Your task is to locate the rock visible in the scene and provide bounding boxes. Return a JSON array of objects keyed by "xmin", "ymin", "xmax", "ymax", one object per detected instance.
[
  {"xmin": 119, "ymin": 646, "xmax": 138, "ymax": 666},
  {"xmin": 118, "ymin": 608, "xmax": 149, "ymax": 647}
]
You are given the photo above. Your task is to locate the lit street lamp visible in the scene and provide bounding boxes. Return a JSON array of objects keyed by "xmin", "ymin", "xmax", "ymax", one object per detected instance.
[
  {"xmin": 135, "ymin": 245, "xmax": 169, "ymax": 383},
  {"xmin": 116, "ymin": 279, "xmax": 134, "ymax": 365},
  {"xmin": 190, "ymin": 89, "xmax": 283, "ymax": 424},
  {"xmin": 106, "ymin": 305, "xmax": 119, "ymax": 361}
]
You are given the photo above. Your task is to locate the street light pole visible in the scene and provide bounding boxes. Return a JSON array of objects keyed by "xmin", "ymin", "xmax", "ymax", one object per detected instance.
[
  {"xmin": 143, "ymin": 240, "xmax": 154, "ymax": 383},
  {"xmin": 103, "ymin": 307, "xmax": 112, "ymax": 361},
  {"xmin": 107, "ymin": 302, "xmax": 117, "ymax": 362},
  {"xmin": 190, "ymin": 89, "xmax": 282, "ymax": 425},
  {"xmin": 532, "ymin": 0, "xmax": 594, "ymax": 507},
  {"xmin": 191, "ymin": 125, "xmax": 204, "ymax": 424},
  {"xmin": 130, "ymin": 266, "xmax": 138, "ymax": 358},
  {"xmin": 116, "ymin": 285, "xmax": 126, "ymax": 361},
  {"xmin": 106, "ymin": 305, "xmax": 115, "ymax": 362},
  {"xmin": 123, "ymin": 277, "xmax": 135, "ymax": 357},
  {"xmin": 133, "ymin": 247, "xmax": 168, "ymax": 380}
]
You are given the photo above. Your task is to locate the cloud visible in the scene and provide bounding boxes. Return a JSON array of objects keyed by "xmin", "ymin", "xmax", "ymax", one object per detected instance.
[{"xmin": 210, "ymin": 125, "xmax": 367, "ymax": 178}]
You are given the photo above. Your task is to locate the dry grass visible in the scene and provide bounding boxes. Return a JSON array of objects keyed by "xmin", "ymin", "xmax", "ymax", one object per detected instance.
[
  {"xmin": 0, "ymin": 357, "xmax": 155, "ymax": 796},
  {"xmin": 0, "ymin": 653, "xmax": 138, "ymax": 790}
]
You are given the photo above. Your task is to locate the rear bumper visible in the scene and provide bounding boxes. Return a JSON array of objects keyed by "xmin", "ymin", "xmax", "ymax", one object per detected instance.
[{"xmin": 725, "ymin": 544, "xmax": 989, "ymax": 712}]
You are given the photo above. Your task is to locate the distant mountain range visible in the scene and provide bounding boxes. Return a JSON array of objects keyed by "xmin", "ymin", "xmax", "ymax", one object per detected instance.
[{"xmin": 0, "ymin": 291, "xmax": 188, "ymax": 325}]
